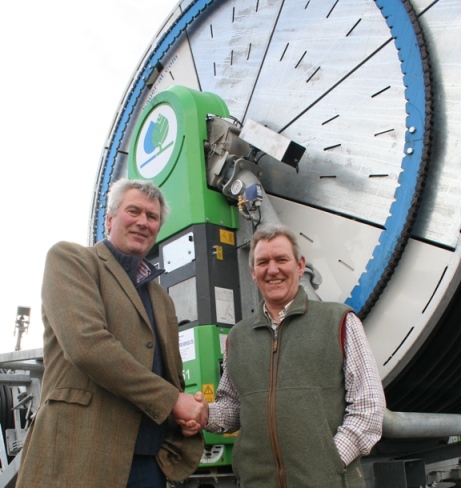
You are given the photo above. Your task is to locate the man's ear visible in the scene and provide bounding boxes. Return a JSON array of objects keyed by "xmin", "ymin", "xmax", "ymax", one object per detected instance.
[
  {"xmin": 298, "ymin": 256, "xmax": 306, "ymax": 276},
  {"xmin": 106, "ymin": 215, "xmax": 112, "ymax": 235},
  {"xmin": 250, "ymin": 267, "xmax": 256, "ymax": 283}
]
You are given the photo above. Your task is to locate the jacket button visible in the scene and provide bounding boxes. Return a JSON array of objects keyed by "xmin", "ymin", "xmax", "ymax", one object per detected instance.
[
  {"xmin": 147, "ymin": 409, "xmax": 158, "ymax": 419},
  {"xmin": 146, "ymin": 342, "xmax": 154, "ymax": 348}
]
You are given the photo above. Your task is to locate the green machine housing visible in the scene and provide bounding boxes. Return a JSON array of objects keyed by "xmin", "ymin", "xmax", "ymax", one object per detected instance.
[
  {"xmin": 128, "ymin": 85, "xmax": 241, "ymax": 468},
  {"xmin": 179, "ymin": 325, "xmax": 236, "ymax": 467}
]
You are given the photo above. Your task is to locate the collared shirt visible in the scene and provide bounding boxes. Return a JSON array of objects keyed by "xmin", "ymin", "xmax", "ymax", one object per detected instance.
[
  {"xmin": 264, "ymin": 301, "xmax": 293, "ymax": 328},
  {"xmin": 136, "ymin": 259, "xmax": 153, "ymax": 284},
  {"xmin": 207, "ymin": 308, "xmax": 386, "ymax": 467}
]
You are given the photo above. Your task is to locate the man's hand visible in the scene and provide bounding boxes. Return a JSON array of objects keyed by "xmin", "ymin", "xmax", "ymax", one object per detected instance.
[{"xmin": 172, "ymin": 391, "xmax": 208, "ymax": 437}]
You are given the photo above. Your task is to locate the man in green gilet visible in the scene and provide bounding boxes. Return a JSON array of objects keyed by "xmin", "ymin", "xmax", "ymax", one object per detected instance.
[{"xmin": 184, "ymin": 224, "xmax": 385, "ymax": 487}]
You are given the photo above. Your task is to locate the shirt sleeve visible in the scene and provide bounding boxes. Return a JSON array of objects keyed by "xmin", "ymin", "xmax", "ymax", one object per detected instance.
[
  {"xmin": 205, "ymin": 347, "xmax": 241, "ymax": 434},
  {"xmin": 334, "ymin": 312, "xmax": 386, "ymax": 466}
]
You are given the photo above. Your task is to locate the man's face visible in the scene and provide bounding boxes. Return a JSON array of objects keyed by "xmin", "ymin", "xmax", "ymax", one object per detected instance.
[
  {"xmin": 251, "ymin": 235, "xmax": 305, "ymax": 313},
  {"xmin": 106, "ymin": 188, "xmax": 161, "ymax": 258}
]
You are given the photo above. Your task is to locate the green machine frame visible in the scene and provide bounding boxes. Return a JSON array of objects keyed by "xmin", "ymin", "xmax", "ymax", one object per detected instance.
[
  {"xmin": 129, "ymin": 86, "xmax": 241, "ymax": 468},
  {"xmin": 128, "ymin": 85, "xmax": 239, "ymax": 242}
]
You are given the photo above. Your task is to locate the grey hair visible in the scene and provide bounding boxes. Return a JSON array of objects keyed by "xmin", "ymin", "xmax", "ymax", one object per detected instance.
[
  {"xmin": 248, "ymin": 224, "xmax": 302, "ymax": 268},
  {"xmin": 105, "ymin": 178, "xmax": 170, "ymax": 231}
]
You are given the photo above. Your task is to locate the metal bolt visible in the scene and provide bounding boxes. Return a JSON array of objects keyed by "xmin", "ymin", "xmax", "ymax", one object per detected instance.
[
  {"xmin": 409, "ymin": 126, "xmax": 416, "ymax": 133},
  {"xmin": 407, "ymin": 148, "xmax": 414, "ymax": 155}
]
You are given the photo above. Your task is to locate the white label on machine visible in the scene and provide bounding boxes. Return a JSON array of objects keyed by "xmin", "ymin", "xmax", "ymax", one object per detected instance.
[
  {"xmin": 162, "ymin": 232, "xmax": 195, "ymax": 273},
  {"xmin": 179, "ymin": 328, "xmax": 196, "ymax": 362},
  {"xmin": 219, "ymin": 334, "xmax": 228, "ymax": 355},
  {"xmin": 215, "ymin": 287, "xmax": 235, "ymax": 325}
]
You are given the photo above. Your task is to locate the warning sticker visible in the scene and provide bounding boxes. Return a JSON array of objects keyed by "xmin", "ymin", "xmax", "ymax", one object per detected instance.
[
  {"xmin": 202, "ymin": 383, "xmax": 215, "ymax": 403},
  {"xmin": 219, "ymin": 229, "xmax": 235, "ymax": 246},
  {"xmin": 215, "ymin": 245, "xmax": 223, "ymax": 260}
]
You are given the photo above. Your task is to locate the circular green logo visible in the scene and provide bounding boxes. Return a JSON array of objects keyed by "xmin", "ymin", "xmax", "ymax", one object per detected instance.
[{"xmin": 135, "ymin": 103, "xmax": 178, "ymax": 179}]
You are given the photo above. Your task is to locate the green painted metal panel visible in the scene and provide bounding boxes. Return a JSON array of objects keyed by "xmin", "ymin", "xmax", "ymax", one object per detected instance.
[
  {"xmin": 180, "ymin": 324, "xmax": 235, "ymax": 467},
  {"xmin": 128, "ymin": 85, "xmax": 238, "ymax": 243}
]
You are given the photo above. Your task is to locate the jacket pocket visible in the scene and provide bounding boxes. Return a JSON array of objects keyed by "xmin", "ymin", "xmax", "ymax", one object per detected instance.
[{"xmin": 45, "ymin": 387, "xmax": 93, "ymax": 406}]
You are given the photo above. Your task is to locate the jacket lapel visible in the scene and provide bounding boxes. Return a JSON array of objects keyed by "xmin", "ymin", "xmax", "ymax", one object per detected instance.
[
  {"xmin": 95, "ymin": 241, "xmax": 152, "ymax": 328},
  {"xmin": 149, "ymin": 283, "xmax": 169, "ymax": 351}
]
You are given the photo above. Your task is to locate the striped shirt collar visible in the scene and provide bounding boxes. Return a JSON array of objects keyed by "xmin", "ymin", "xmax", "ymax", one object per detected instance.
[
  {"xmin": 136, "ymin": 259, "xmax": 152, "ymax": 284},
  {"xmin": 263, "ymin": 299, "xmax": 294, "ymax": 329}
]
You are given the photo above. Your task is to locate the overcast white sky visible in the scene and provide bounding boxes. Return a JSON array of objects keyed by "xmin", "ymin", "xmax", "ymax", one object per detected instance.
[{"xmin": 0, "ymin": 0, "xmax": 177, "ymax": 353}]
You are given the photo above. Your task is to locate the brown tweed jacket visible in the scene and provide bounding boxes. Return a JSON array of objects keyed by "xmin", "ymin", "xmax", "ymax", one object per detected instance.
[{"xmin": 16, "ymin": 241, "xmax": 203, "ymax": 487}]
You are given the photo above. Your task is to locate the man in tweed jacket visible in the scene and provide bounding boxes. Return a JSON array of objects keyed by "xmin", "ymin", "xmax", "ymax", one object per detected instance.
[{"xmin": 16, "ymin": 179, "xmax": 205, "ymax": 488}]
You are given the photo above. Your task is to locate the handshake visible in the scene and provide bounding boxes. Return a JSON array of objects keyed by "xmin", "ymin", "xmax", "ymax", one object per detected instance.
[{"xmin": 172, "ymin": 391, "xmax": 209, "ymax": 437}]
